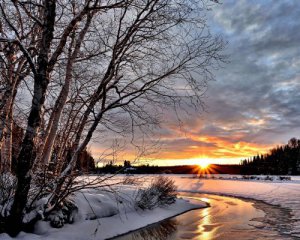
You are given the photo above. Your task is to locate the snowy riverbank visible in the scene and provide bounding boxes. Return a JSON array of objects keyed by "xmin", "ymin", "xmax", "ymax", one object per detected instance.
[
  {"xmin": 171, "ymin": 175, "xmax": 300, "ymax": 238},
  {"xmin": 0, "ymin": 180, "xmax": 206, "ymax": 240},
  {"xmin": 1, "ymin": 174, "xmax": 300, "ymax": 239}
]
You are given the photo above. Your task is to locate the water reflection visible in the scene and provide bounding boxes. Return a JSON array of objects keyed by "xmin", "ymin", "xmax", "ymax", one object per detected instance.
[
  {"xmin": 135, "ymin": 219, "xmax": 178, "ymax": 240},
  {"xmin": 197, "ymin": 205, "xmax": 214, "ymax": 239},
  {"xmin": 112, "ymin": 194, "xmax": 294, "ymax": 240},
  {"xmin": 113, "ymin": 219, "xmax": 178, "ymax": 240}
]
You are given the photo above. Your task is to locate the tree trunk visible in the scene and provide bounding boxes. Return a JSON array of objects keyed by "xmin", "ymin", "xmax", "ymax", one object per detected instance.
[
  {"xmin": 0, "ymin": 86, "xmax": 12, "ymax": 154},
  {"xmin": 0, "ymin": 73, "xmax": 22, "ymax": 172},
  {"xmin": 41, "ymin": 84, "xmax": 70, "ymax": 166},
  {"xmin": 7, "ymin": 1, "xmax": 56, "ymax": 236},
  {"xmin": 0, "ymin": 43, "xmax": 26, "ymax": 172},
  {"xmin": 1, "ymin": 109, "xmax": 12, "ymax": 172},
  {"xmin": 41, "ymin": 13, "xmax": 93, "ymax": 166}
]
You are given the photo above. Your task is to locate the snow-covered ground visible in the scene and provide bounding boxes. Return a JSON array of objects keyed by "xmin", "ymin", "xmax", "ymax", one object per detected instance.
[
  {"xmin": 1, "ymin": 174, "xmax": 300, "ymax": 239},
  {"xmin": 0, "ymin": 179, "xmax": 206, "ymax": 240},
  {"xmin": 171, "ymin": 174, "xmax": 300, "ymax": 238}
]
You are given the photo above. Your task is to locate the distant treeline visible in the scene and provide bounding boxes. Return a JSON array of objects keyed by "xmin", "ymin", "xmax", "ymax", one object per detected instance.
[
  {"xmin": 95, "ymin": 161, "xmax": 243, "ymax": 175},
  {"xmin": 96, "ymin": 138, "xmax": 300, "ymax": 176},
  {"xmin": 241, "ymin": 138, "xmax": 300, "ymax": 175}
]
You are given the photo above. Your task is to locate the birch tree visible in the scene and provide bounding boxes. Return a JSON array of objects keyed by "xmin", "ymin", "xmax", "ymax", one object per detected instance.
[{"xmin": 0, "ymin": 0, "xmax": 224, "ymax": 235}]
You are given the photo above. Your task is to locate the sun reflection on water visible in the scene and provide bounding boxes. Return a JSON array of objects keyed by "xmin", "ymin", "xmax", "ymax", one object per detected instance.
[{"xmin": 197, "ymin": 197, "xmax": 216, "ymax": 240}]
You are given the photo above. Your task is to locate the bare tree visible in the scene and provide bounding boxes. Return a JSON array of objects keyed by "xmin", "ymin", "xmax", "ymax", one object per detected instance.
[{"xmin": 0, "ymin": 0, "xmax": 224, "ymax": 236}]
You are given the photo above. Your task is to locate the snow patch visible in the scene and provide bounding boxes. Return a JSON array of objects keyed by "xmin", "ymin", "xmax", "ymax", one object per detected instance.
[{"xmin": 0, "ymin": 179, "xmax": 206, "ymax": 240}]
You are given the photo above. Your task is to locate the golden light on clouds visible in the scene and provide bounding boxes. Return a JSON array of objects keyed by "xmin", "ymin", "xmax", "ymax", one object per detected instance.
[
  {"xmin": 247, "ymin": 119, "xmax": 266, "ymax": 126},
  {"xmin": 91, "ymin": 131, "xmax": 276, "ymax": 166},
  {"xmin": 87, "ymin": 0, "xmax": 300, "ymax": 167}
]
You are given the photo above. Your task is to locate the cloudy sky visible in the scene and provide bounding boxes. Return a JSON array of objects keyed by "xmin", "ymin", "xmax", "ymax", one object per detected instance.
[{"xmin": 93, "ymin": 0, "xmax": 300, "ymax": 166}]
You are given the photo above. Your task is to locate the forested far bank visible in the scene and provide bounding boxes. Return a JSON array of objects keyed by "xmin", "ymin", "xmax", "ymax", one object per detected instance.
[{"xmin": 241, "ymin": 138, "xmax": 300, "ymax": 175}]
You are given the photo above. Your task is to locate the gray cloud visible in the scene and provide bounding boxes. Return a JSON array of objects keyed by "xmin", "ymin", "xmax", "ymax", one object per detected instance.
[
  {"xmin": 203, "ymin": 0, "xmax": 300, "ymax": 144},
  {"xmin": 92, "ymin": 1, "xmax": 300, "ymax": 163}
]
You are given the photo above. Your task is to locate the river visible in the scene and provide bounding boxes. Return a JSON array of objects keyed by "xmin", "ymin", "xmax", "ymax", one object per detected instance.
[{"xmin": 111, "ymin": 193, "xmax": 296, "ymax": 240}]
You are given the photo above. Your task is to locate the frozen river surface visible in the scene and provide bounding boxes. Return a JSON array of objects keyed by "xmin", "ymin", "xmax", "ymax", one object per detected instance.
[{"xmin": 113, "ymin": 193, "xmax": 296, "ymax": 240}]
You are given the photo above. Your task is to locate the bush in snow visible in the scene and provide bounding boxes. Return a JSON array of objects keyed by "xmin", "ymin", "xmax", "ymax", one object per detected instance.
[
  {"xmin": 0, "ymin": 174, "xmax": 17, "ymax": 233},
  {"xmin": 0, "ymin": 173, "xmax": 16, "ymax": 216},
  {"xmin": 123, "ymin": 176, "xmax": 140, "ymax": 185},
  {"xmin": 46, "ymin": 198, "xmax": 78, "ymax": 228},
  {"xmin": 135, "ymin": 176, "xmax": 177, "ymax": 210},
  {"xmin": 279, "ymin": 176, "xmax": 291, "ymax": 181}
]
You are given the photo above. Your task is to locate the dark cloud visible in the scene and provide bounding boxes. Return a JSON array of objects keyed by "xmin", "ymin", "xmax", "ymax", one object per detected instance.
[
  {"xmin": 204, "ymin": 0, "xmax": 300, "ymax": 145},
  {"xmin": 92, "ymin": 1, "xmax": 300, "ymax": 164}
]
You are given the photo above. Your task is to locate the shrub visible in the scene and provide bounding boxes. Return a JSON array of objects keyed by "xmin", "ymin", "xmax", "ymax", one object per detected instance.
[
  {"xmin": 123, "ymin": 176, "xmax": 140, "ymax": 185},
  {"xmin": 46, "ymin": 198, "xmax": 78, "ymax": 228},
  {"xmin": 135, "ymin": 176, "xmax": 177, "ymax": 210},
  {"xmin": 0, "ymin": 173, "xmax": 17, "ymax": 217}
]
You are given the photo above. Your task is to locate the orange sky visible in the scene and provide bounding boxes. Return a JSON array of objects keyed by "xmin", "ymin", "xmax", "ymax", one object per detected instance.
[
  {"xmin": 91, "ymin": 131, "xmax": 277, "ymax": 166},
  {"xmin": 90, "ymin": 1, "xmax": 300, "ymax": 167},
  {"xmin": 90, "ymin": 107, "xmax": 284, "ymax": 166},
  {"xmin": 147, "ymin": 136, "xmax": 274, "ymax": 166}
]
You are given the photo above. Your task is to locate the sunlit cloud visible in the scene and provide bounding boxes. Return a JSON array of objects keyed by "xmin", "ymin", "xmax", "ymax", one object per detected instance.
[{"xmin": 91, "ymin": 0, "xmax": 300, "ymax": 166}]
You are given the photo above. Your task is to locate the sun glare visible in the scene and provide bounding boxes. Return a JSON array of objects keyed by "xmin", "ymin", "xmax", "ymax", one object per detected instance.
[{"xmin": 198, "ymin": 161, "xmax": 210, "ymax": 169}]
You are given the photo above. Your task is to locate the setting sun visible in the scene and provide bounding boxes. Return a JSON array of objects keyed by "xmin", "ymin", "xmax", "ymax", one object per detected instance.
[{"xmin": 198, "ymin": 161, "xmax": 210, "ymax": 169}]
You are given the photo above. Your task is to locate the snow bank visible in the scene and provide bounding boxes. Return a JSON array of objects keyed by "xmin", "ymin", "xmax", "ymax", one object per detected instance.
[
  {"xmin": 171, "ymin": 175, "xmax": 300, "ymax": 238},
  {"xmin": 2, "ymin": 174, "xmax": 299, "ymax": 239},
  {"xmin": 0, "ymin": 180, "xmax": 206, "ymax": 240}
]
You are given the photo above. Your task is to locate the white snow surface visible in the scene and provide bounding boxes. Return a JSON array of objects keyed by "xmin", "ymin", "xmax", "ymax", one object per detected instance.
[
  {"xmin": 170, "ymin": 174, "xmax": 300, "ymax": 237},
  {"xmin": 0, "ymin": 179, "xmax": 205, "ymax": 240},
  {"xmin": 1, "ymin": 174, "xmax": 300, "ymax": 239}
]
